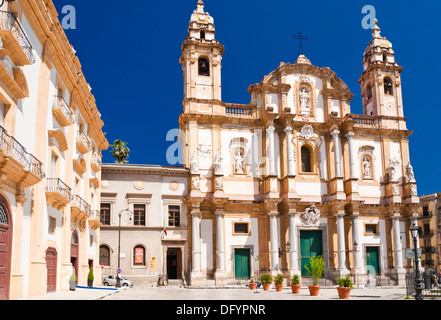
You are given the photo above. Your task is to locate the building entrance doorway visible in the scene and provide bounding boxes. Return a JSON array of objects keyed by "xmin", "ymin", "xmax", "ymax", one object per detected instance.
[
  {"xmin": 366, "ymin": 246, "xmax": 379, "ymax": 275},
  {"xmin": 234, "ymin": 248, "xmax": 250, "ymax": 280},
  {"xmin": 167, "ymin": 248, "xmax": 182, "ymax": 280},
  {"xmin": 0, "ymin": 199, "xmax": 12, "ymax": 300},
  {"xmin": 46, "ymin": 247, "xmax": 57, "ymax": 292},
  {"xmin": 300, "ymin": 230, "xmax": 323, "ymax": 276}
]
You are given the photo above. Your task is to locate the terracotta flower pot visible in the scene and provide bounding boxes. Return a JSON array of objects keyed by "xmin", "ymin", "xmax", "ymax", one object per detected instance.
[
  {"xmin": 275, "ymin": 284, "xmax": 283, "ymax": 292},
  {"xmin": 249, "ymin": 283, "xmax": 257, "ymax": 290},
  {"xmin": 291, "ymin": 284, "xmax": 301, "ymax": 294},
  {"xmin": 308, "ymin": 285, "xmax": 321, "ymax": 296},
  {"xmin": 262, "ymin": 284, "xmax": 270, "ymax": 291},
  {"xmin": 337, "ymin": 287, "xmax": 351, "ymax": 299}
]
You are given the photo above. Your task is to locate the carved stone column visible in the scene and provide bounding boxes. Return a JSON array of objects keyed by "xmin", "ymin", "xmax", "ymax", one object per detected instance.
[
  {"xmin": 190, "ymin": 203, "xmax": 203, "ymax": 283},
  {"xmin": 331, "ymin": 129, "xmax": 343, "ymax": 178},
  {"xmin": 284, "ymin": 126, "xmax": 295, "ymax": 177},
  {"xmin": 391, "ymin": 213, "xmax": 406, "ymax": 285},
  {"xmin": 269, "ymin": 211, "xmax": 280, "ymax": 273},
  {"xmin": 214, "ymin": 205, "xmax": 228, "ymax": 283},
  {"xmin": 267, "ymin": 124, "xmax": 276, "ymax": 176},
  {"xmin": 335, "ymin": 211, "xmax": 349, "ymax": 276},
  {"xmin": 288, "ymin": 210, "xmax": 300, "ymax": 276}
]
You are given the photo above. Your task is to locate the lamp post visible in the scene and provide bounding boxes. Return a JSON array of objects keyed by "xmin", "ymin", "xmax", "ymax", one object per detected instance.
[
  {"xmin": 410, "ymin": 224, "xmax": 424, "ymax": 300},
  {"xmin": 116, "ymin": 208, "xmax": 133, "ymax": 288}
]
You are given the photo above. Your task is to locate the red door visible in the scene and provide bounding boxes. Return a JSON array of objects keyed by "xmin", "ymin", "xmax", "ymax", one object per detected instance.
[
  {"xmin": 46, "ymin": 248, "xmax": 57, "ymax": 292},
  {"xmin": 0, "ymin": 200, "xmax": 11, "ymax": 300}
]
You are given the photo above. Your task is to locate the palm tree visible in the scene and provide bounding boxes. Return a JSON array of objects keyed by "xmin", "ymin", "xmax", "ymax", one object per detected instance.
[{"xmin": 110, "ymin": 139, "xmax": 130, "ymax": 164}]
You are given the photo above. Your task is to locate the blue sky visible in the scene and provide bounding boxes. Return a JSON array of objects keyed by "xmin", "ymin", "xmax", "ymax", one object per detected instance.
[{"xmin": 54, "ymin": 0, "xmax": 441, "ymax": 196}]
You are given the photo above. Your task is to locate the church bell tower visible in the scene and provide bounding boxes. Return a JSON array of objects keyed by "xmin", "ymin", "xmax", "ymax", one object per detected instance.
[
  {"xmin": 180, "ymin": 0, "xmax": 224, "ymax": 102},
  {"xmin": 358, "ymin": 20, "xmax": 404, "ymax": 119}
]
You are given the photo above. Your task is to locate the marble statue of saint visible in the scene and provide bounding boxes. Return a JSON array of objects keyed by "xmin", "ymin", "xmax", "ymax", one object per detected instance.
[
  {"xmin": 299, "ymin": 87, "xmax": 310, "ymax": 113},
  {"xmin": 235, "ymin": 149, "xmax": 244, "ymax": 174},
  {"xmin": 363, "ymin": 156, "xmax": 371, "ymax": 178},
  {"xmin": 406, "ymin": 162, "xmax": 415, "ymax": 182},
  {"xmin": 214, "ymin": 151, "xmax": 223, "ymax": 174}
]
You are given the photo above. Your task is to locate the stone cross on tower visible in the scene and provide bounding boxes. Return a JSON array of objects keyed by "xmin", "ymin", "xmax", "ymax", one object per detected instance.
[{"xmin": 292, "ymin": 31, "xmax": 309, "ymax": 56}]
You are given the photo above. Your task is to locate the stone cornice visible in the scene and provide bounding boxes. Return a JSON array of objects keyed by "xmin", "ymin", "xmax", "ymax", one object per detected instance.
[{"xmin": 102, "ymin": 164, "xmax": 189, "ymax": 177}]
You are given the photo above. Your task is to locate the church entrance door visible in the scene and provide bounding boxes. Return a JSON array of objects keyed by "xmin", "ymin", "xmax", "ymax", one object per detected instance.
[
  {"xmin": 366, "ymin": 246, "xmax": 379, "ymax": 275},
  {"xmin": 300, "ymin": 230, "xmax": 323, "ymax": 276},
  {"xmin": 234, "ymin": 249, "xmax": 250, "ymax": 280}
]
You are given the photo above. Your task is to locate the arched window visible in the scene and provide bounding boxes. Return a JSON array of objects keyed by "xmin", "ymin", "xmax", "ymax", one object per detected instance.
[
  {"xmin": 384, "ymin": 77, "xmax": 393, "ymax": 95},
  {"xmin": 0, "ymin": 203, "xmax": 8, "ymax": 225},
  {"xmin": 99, "ymin": 245, "xmax": 110, "ymax": 267},
  {"xmin": 200, "ymin": 30, "xmax": 205, "ymax": 39},
  {"xmin": 301, "ymin": 145, "xmax": 312, "ymax": 173},
  {"xmin": 198, "ymin": 57, "xmax": 210, "ymax": 76},
  {"xmin": 134, "ymin": 245, "xmax": 145, "ymax": 266}
]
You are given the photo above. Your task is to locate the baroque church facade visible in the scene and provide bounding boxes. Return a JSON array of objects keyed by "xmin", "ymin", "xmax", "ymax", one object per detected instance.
[{"xmin": 179, "ymin": 0, "xmax": 420, "ymax": 286}]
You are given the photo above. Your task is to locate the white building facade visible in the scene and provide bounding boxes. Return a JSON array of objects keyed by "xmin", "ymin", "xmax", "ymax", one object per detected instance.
[{"xmin": 179, "ymin": 1, "xmax": 420, "ymax": 286}]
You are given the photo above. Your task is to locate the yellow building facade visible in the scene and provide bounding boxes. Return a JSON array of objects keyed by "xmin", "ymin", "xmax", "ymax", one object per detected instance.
[
  {"xmin": 418, "ymin": 193, "xmax": 440, "ymax": 272},
  {"xmin": 0, "ymin": 0, "xmax": 108, "ymax": 299}
]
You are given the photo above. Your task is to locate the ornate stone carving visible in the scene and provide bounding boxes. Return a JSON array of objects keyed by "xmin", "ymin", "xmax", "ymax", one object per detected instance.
[
  {"xmin": 197, "ymin": 145, "xmax": 212, "ymax": 159},
  {"xmin": 388, "ymin": 158, "xmax": 401, "ymax": 181},
  {"xmin": 213, "ymin": 151, "xmax": 223, "ymax": 174},
  {"xmin": 300, "ymin": 124, "xmax": 315, "ymax": 140},
  {"xmin": 215, "ymin": 176, "xmax": 223, "ymax": 190},
  {"xmin": 406, "ymin": 162, "xmax": 415, "ymax": 182},
  {"xmin": 190, "ymin": 152, "xmax": 199, "ymax": 174},
  {"xmin": 300, "ymin": 204, "xmax": 321, "ymax": 226},
  {"xmin": 192, "ymin": 175, "xmax": 200, "ymax": 190}
]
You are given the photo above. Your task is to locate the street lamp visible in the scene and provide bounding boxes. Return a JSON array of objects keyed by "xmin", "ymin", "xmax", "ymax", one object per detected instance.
[
  {"xmin": 116, "ymin": 208, "xmax": 133, "ymax": 288},
  {"xmin": 410, "ymin": 224, "xmax": 424, "ymax": 300}
]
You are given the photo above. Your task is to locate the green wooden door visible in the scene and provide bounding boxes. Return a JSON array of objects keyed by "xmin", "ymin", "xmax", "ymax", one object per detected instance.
[
  {"xmin": 234, "ymin": 249, "xmax": 250, "ymax": 280},
  {"xmin": 366, "ymin": 247, "xmax": 379, "ymax": 275},
  {"xmin": 300, "ymin": 230, "xmax": 323, "ymax": 276}
]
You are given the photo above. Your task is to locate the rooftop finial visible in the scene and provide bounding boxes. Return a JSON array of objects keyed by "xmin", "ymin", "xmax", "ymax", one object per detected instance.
[
  {"xmin": 372, "ymin": 18, "xmax": 381, "ymax": 38},
  {"xmin": 197, "ymin": 0, "xmax": 205, "ymax": 13}
]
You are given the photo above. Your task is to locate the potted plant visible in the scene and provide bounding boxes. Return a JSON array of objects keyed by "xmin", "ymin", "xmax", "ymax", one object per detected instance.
[
  {"xmin": 69, "ymin": 268, "xmax": 77, "ymax": 291},
  {"xmin": 87, "ymin": 267, "xmax": 94, "ymax": 287},
  {"xmin": 274, "ymin": 273, "xmax": 284, "ymax": 292},
  {"xmin": 290, "ymin": 274, "xmax": 301, "ymax": 294},
  {"xmin": 249, "ymin": 276, "xmax": 257, "ymax": 290},
  {"xmin": 304, "ymin": 255, "xmax": 327, "ymax": 296},
  {"xmin": 260, "ymin": 274, "xmax": 272, "ymax": 291},
  {"xmin": 337, "ymin": 275, "xmax": 353, "ymax": 299}
]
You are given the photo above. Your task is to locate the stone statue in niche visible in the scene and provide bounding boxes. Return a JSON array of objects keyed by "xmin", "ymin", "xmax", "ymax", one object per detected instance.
[
  {"xmin": 234, "ymin": 149, "xmax": 244, "ymax": 174},
  {"xmin": 299, "ymin": 86, "xmax": 311, "ymax": 115},
  {"xmin": 362, "ymin": 156, "xmax": 372, "ymax": 178}
]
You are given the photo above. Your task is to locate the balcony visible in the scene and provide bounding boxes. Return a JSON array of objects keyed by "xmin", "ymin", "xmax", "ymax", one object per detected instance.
[
  {"xmin": 71, "ymin": 194, "xmax": 91, "ymax": 223},
  {"xmin": 0, "ymin": 10, "xmax": 36, "ymax": 65},
  {"xmin": 45, "ymin": 178, "xmax": 71, "ymax": 210},
  {"xmin": 89, "ymin": 210, "xmax": 101, "ymax": 230},
  {"xmin": 343, "ymin": 114, "xmax": 380, "ymax": 129},
  {"xmin": 225, "ymin": 104, "xmax": 255, "ymax": 118},
  {"xmin": 91, "ymin": 154, "xmax": 101, "ymax": 173},
  {"xmin": 52, "ymin": 96, "xmax": 74, "ymax": 127},
  {"xmin": 76, "ymin": 130, "xmax": 91, "ymax": 154},
  {"xmin": 0, "ymin": 125, "xmax": 45, "ymax": 187}
]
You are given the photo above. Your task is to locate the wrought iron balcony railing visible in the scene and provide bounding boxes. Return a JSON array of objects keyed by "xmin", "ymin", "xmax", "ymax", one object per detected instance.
[
  {"xmin": 0, "ymin": 10, "xmax": 36, "ymax": 64},
  {"xmin": 71, "ymin": 194, "xmax": 91, "ymax": 216},
  {"xmin": 45, "ymin": 178, "xmax": 71, "ymax": 200},
  {"xmin": 76, "ymin": 130, "xmax": 91, "ymax": 154},
  {"xmin": 0, "ymin": 125, "xmax": 45, "ymax": 179},
  {"xmin": 53, "ymin": 95, "xmax": 74, "ymax": 126}
]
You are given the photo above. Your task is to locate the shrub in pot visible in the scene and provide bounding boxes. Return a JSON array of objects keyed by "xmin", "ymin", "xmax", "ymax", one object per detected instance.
[
  {"xmin": 260, "ymin": 274, "xmax": 272, "ymax": 291},
  {"xmin": 337, "ymin": 275, "xmax": 353, "ymax": 299},
  {"xmin": 249, "ymin": 276, "xmax": 257, "ymax": 290},
  {"xmin": 304, "ymin": 255, "xmax": 327, "ymax": 296},
  {"xmin": 69, "ymin": 268, "xmax": 77, "ymax": 291},
  {"xmin": 87, "ymin": 267, "xmax": 94, "ymax": 287},
  {"xmin": 273, "ymin": 273, "xmax": 284, "ymax": 292},
  {"xmin": 290, "ymin": 274, "xmax": 301, "ymax": 294}
]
